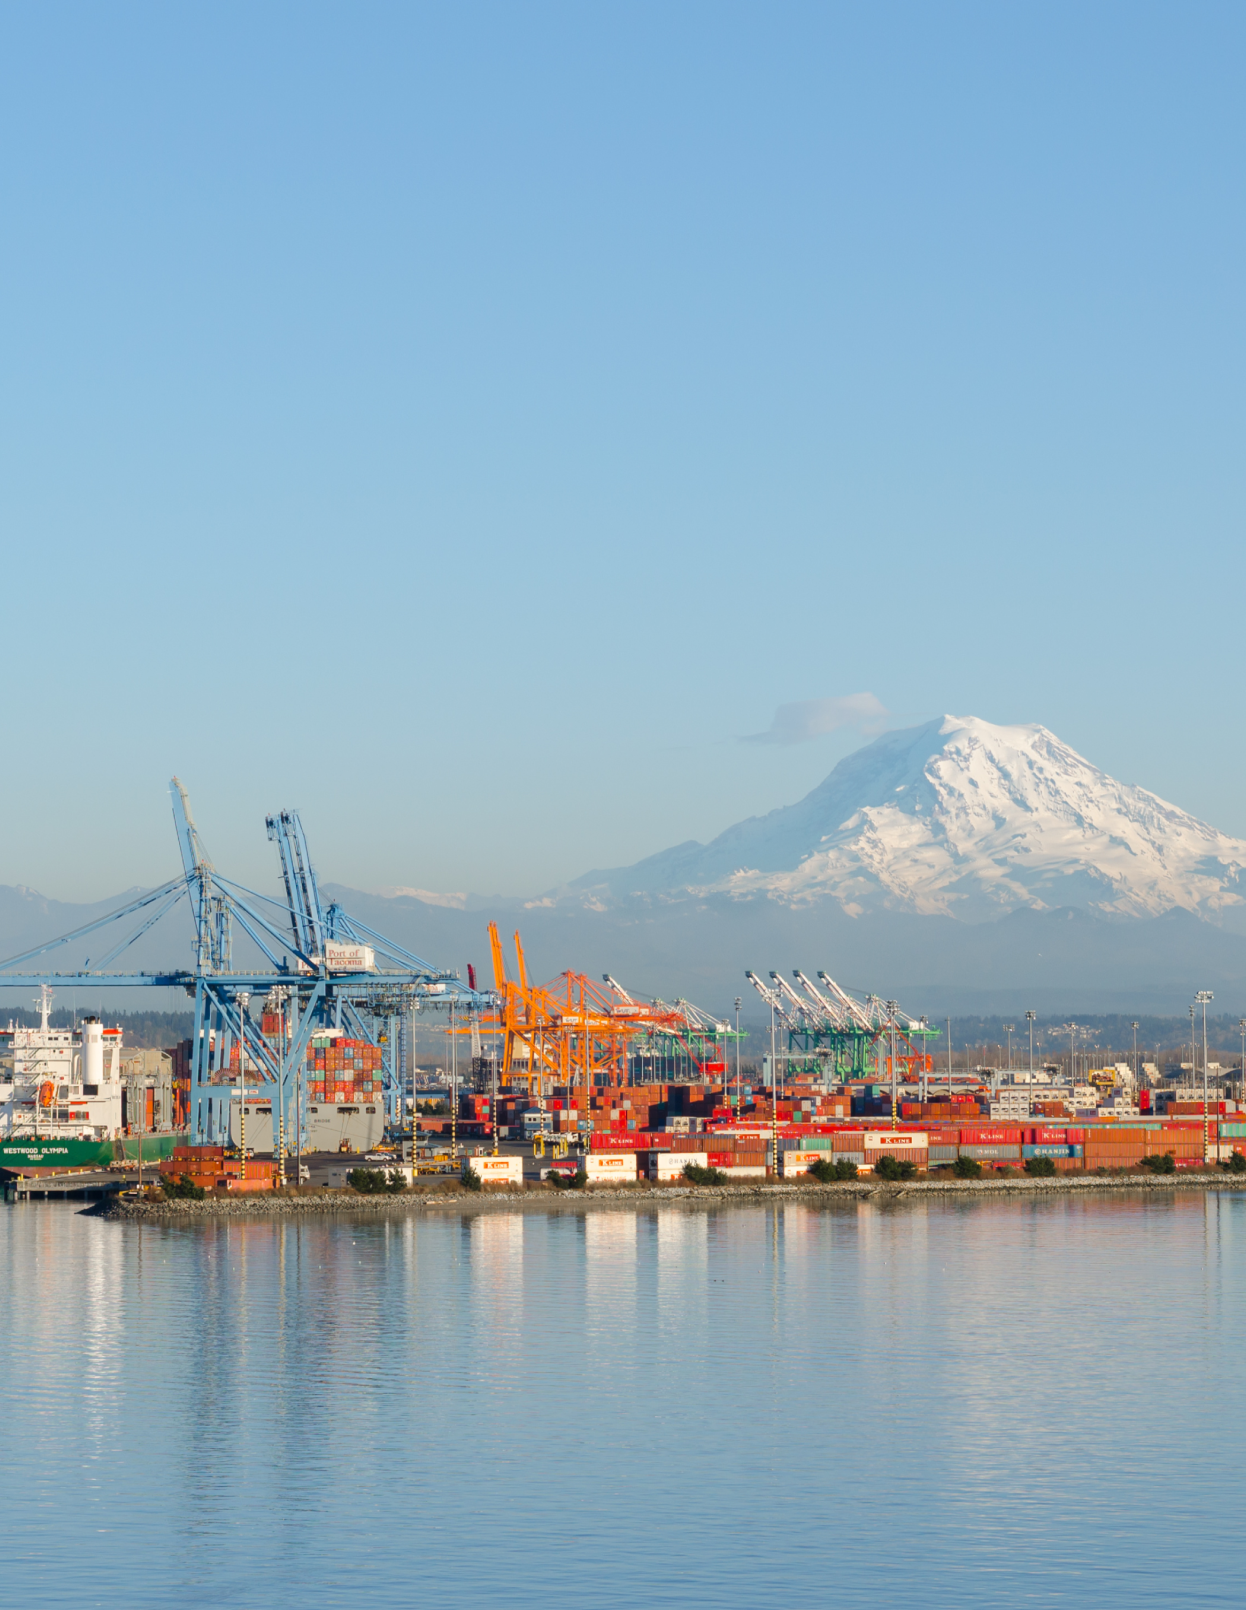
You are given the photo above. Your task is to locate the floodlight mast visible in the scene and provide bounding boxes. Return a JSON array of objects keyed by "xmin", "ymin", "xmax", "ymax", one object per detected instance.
[{"xmin": 1196, "ymin": 990, "xmax": 1214, "ymax": 1164}]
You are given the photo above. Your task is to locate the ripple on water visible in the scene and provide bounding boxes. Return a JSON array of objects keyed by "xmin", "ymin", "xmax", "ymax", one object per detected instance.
[{"xmin": 3, "ymin": 1192, "xmax": 1245, "ymax": 1608}]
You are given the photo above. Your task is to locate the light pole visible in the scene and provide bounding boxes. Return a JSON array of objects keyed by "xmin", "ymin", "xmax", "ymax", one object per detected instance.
[
  {"xmin": 237, "ymin": 990, "xmax": 250, "ymax": 1183},
  {"xmin": 1026, "ymin": 1010, "xmax": 1036, "ymax": 1086},
  {"xmin": 1131, "ymin": 1020, "xmax": 1139, "ymax": 1094},
  {"xmin": 886, "ymin": 1001, "xmax": 899, "ymax": 1128},
  {"xmin": 1196, "ymin": 990, "xmax": 1214, "ymax": 1165},
  {"xmin": 734, "ymin": 996, "xmax": 742, "ymax": 1113},
  {"xmin": 1004, "ymin": 1024, "xmax": 1014, "ymax": 1076},
  {"xmin": 946, "ymin": 1015, "xmax": 953, "ymax": 1094},
  {"xmin": 919, "ymin": 1016, "xmax": 928, "ymax": 1102},
  {"xmin": 1239, "ymin": 1018, "xmax": 1246, "ymax": 1100},
  {"xmin": 1068, "ymin": 1023, "xmax": 1078, "ymax": 1103},
  {"xmin": 769, "ymin": 997, "xmax": 778, "ymax": 1179}
]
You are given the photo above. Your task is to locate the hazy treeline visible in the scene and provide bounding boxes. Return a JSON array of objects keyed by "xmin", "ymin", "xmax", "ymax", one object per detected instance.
[
  {"xmin": 0, "ymin": 1008, "xmax": 194, "ymax": 1049},
  {"xmin": 942, "ymin": 1013, "xmax": 1246, "ymax": 1070}
]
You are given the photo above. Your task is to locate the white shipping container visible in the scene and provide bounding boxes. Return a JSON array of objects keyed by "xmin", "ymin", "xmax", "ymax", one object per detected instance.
[
  {"xmin": 864, "ymin": 1131, "xmax": 928, "ymax": 1151},
  {"xmin": 324, "ymin": 942, "xmax": 376, "ymax": 973},
  {"xmin": 648, "ymin": 1151, "xmax": 708, "ymax": 1180},
  {"xmin": 779, "ymin": 1151, "xmax": 824, "ymax": 1176},
  {"xmin": 466, "ymin": 1155, "xmax": 523, "ymax": 1185},
  {"xmin": 721, "ymin": 1165, "xmax": 767, "ymax": 1178},
  {"xmin": 583, "ymin": 1154, "xmax": 638, "ymax": 1183}
]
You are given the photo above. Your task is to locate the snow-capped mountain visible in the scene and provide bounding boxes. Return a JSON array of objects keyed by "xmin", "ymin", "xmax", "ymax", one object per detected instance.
[{"xmin": 573, "ymin": 715, "xmax": 1246, "ymax": 922}]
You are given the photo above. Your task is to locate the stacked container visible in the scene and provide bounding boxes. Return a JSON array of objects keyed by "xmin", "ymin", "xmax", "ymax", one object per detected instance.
[
  {"xmin": 159, "ymin": 1145, "xmax": 278, "ymax": 1192},
  {"xmin": 305, "ymin": 1036, "xmax": 383, "ymax": 1106}
]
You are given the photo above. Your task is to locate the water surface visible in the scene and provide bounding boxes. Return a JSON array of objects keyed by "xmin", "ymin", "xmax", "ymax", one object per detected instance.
[{"xmin": 4, "ymin": 1192, "xmax": 1244, "ymax": 1607}]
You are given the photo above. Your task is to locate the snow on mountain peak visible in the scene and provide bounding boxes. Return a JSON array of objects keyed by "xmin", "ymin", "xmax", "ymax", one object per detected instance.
[{"xmin": 579, "ymin": 715, "xmax": 1246, "ymax": 921}]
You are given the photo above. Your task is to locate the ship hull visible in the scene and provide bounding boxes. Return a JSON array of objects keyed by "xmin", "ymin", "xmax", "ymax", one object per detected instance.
[
  {"xmin": 0, "ymin": 1133, "xmax": 188, "ymax": 1171},
  {"xmin": 0, "ymin": 1137, "xmax": 118, "ymax": 1170}
]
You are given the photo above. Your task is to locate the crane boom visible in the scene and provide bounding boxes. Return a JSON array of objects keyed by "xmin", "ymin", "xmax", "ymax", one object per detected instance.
[
  {"xmin": 170, "ymin": 777, "xmax": 209, "ymax": 880},
  {"xmin": 745, "ymin": 969, "xmax": 798, "ymax": 1028},
  {"xmin": 817, "ymin": 969, "xmax": 877, "ymax": 1032},
  {"xmin": 488, "ymin": 921, "xmax": 507, "ymax": 988}
]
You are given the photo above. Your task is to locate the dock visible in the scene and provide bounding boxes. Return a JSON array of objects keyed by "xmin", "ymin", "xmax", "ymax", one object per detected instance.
[{"xmin": 2, "ymin": 1169, "xmax": 132, "ymax": 1203}]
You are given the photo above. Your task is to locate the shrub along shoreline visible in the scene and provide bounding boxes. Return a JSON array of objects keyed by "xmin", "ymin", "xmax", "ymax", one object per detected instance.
[{"xmin": 91, "ymin": 1167, "xmax": 1246, "ymax": 1221}]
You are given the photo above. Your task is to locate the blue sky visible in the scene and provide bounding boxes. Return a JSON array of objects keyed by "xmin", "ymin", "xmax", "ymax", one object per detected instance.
[{"xmin": 3, "ymin": 2, "xmax": 1244, "ymax": 901}]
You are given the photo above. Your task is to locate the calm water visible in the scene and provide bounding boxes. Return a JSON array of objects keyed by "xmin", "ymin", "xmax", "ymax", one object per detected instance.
[{"xmin": 4, "ymin": 1192, "xmax": 1246, "ymax": 1608}]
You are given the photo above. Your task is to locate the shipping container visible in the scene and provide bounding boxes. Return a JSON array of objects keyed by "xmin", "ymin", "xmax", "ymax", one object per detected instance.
[
  {"xmin": 779, "ymin": 1152, "xmax": 825, "ymax": 1177},
  {"xmin": 583, "ymin": 1154, "xmax": 638, "ymax": 1183},
  {"xmin": 467, "ymin": 1155, "xmax": 523, "ymax": 1185},
  {"xmin": 648, "ymin": 1152, "xmax": 707, "ymax": 1181},
  {"xmin": 864, "ymin": 1132, "xmax": 928, "ymax": 1152}
]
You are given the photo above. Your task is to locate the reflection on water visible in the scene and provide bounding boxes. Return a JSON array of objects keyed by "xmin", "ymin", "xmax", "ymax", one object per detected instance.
[{"xmin": 3, "ymin": 1192, "xmax": 1244, "ymax": 1608}]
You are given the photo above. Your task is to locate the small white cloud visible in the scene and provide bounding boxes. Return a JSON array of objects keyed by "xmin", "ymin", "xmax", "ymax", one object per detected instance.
[{"xmin": 742, "ymin": 693, "xmax": 890, "ymax": 746}]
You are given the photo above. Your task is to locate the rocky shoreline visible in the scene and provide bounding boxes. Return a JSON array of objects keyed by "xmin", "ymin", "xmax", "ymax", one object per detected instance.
[{"xmin": 90, "ymin": 1171, "xmax": 1246, "ymax": 1221}]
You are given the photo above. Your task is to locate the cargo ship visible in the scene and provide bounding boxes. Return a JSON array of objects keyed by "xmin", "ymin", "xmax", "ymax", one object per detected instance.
[
  {"xmin": 223, "ymin": 1031, "xmax": 385, "ymax": 1154},
  {"xmin": 0, "ymin": 988, "xmax": 125, "ymax": 1170}
]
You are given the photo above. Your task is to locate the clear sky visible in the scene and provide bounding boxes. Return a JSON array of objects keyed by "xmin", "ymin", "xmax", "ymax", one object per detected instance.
[{"xmin": 3, "ymin": 2, "xmax": 1244, "ymax": 902}]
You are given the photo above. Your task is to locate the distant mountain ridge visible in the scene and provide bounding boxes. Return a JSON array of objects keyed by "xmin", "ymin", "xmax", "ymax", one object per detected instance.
[
  {"xmin": 3, "ymin": 716, "xmax": 1246, "ymax": 1015},
  {"xmin": 569, "ymin": 715, "xmax": 1246, "ymax": 924}
]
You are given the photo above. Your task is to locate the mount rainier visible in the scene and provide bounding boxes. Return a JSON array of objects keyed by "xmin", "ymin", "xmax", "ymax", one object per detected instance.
[
  {"xmin": 3, "ymin": 715, "xmax": 1245, "ymax": 1015},
  {"xmin": 571, "ymin": 715, "xmax": 1246, "ymax": 924}
]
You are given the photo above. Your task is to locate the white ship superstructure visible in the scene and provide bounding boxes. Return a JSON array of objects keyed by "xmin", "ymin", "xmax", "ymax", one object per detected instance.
[{"xmin": 0, "ymin": 987, "xmax": 123, "ymax": 1141}]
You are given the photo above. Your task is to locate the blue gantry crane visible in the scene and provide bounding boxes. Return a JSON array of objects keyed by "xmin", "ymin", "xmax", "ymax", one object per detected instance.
[{"xmin": 0, "ymin": 779, "xmax": 488, "ymax": 1150}]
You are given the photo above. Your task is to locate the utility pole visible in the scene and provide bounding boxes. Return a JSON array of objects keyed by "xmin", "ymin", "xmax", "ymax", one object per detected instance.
[{"xmin": 1196, "ymin": 991, "xmax": 1214, "ymax": 1165}]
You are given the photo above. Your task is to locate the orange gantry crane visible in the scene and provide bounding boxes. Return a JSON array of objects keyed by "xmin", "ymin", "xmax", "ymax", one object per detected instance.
[{"xmin": 486, "ymin": 923, "xmax": 666, "ymax": 1102}]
